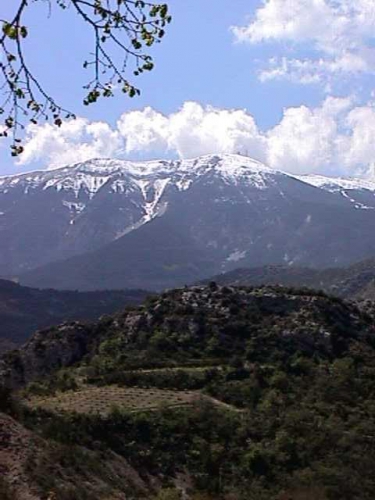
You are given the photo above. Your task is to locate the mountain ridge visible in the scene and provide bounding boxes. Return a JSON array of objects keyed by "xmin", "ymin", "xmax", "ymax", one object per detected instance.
[
  {"xmin": 200, "ymin": 259, "xmax": 375, "ymax": 301},
  {"xmin": 0, "ymin": 278, "xmax": 149, "ymax": 354},
  {"xmin": 3, "ymin": 154, "xmax": 375, "ymax": 290}
]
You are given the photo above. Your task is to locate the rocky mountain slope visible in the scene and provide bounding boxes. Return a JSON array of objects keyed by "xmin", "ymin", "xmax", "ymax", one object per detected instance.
[
  {"xmin": 0, "ymin": 410, "xmax": 151, "ymax": 500},
  {"xmin": 2, "ymin": 154, "xmax": 375, "ymax": 290},
  {"xmin": 1, "ymin": 284, "xmax": 375, "ymax": 499},
  {"xmin": 202, "ymin": 258, "xmax": 375, "ymax": 301},
  {"xmin": 0, "ymin": 279, "xmax": 148, "ymax": 354}
]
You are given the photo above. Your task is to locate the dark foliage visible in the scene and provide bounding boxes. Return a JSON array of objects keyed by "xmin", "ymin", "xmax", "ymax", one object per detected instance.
[{"xmin": 4, "ymin": 285, "xmax": 375, "ymax": 499}]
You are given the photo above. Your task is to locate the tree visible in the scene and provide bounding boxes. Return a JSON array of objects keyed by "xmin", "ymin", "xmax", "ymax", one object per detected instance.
[{"xmin": 0, "ymin": 0, "xmax": 171, "ymax": 155}]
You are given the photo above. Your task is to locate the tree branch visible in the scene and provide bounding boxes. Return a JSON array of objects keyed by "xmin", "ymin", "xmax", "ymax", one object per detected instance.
[{"xmin": 0, "ymin": 0, "xmax": 171, "ymax": 156}]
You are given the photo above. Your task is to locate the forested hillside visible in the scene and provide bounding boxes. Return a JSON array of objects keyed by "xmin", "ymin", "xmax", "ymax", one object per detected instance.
[{"xmin": 1, "ymin": 284, "xmax": 375, "ymax": 499}]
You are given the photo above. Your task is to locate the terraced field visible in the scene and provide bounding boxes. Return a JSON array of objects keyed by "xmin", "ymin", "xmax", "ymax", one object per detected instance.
[
  {"xmin": 25, "ymin": 385, "xmax": 201, "ymax": 416},
  {"xmin": 122, "ymin": 365, "xmax": 225, "ymax": 375}
]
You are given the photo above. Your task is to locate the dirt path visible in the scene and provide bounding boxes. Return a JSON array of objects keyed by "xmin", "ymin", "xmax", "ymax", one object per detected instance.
[{"xmin": 202, "ymin": 395, "xmax": 245, "ymax": 413}]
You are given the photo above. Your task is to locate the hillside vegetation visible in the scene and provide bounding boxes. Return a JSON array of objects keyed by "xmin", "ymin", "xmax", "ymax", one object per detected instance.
[{"xmin": 1, "ymin": 284, "xmax": 375, "ymax": 499}]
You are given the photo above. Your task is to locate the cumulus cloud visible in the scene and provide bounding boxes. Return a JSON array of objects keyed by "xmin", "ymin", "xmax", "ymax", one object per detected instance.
[
  {"xmin": 232, "ymin": 0, "xmax": 375, "ymax": 87},
  {"xmin": 118, "ymin": 102, "xmax": 267, "ymax": 161},
  {"xmin": 267, "ymin": 96, "xmax": 353, "ymax": 174},
  {"xmin": 15, "ymin": 98, "xmax": 375, "ymax": 178},
  {"xmin": 19, "ymin": 117, "xmax": 122, "ymax": 168},
  {"xmin": 342, "ymin": 106, "xmax": 375, "ymax": 174},
  {"xmin": 117, "ymin": 107, "xmax": 169, "ymax": 155}
]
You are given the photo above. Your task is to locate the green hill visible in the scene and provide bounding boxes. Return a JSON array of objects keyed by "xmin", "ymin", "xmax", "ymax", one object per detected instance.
[{"xmin": 1, "ymin": 284, "xmax": 375, "ymax": 499}]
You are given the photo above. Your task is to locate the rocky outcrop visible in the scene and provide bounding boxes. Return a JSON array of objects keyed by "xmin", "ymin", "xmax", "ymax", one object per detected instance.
[{"xmin": 0, "ymin": 322, "xmax": 93, "ymax": 389}]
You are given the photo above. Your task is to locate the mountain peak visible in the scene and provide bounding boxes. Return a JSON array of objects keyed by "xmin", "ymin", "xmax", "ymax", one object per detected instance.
[
  {"xmin": 67, "ymin": 153, "xmax": 275, "ymax": 178},
  {"xmin": 0, "ymin": 154, "xmax": 280, "ymax": 198}
]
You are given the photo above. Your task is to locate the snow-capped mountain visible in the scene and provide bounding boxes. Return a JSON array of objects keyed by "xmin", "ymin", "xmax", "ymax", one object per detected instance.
[{"xmin": 1, "ymin": 154, "xmax": 375, "ymax": 290}]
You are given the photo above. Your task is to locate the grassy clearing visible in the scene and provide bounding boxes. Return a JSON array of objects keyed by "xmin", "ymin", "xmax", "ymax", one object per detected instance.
[{"xmin": 25, "ymin": 385, "xmax": 200, "ymax": 416}]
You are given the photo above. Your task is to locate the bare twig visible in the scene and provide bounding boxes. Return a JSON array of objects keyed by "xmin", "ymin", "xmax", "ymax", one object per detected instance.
[{"xmin": 0, "ymin": 0, "xmax": 171, "ymax": 156}]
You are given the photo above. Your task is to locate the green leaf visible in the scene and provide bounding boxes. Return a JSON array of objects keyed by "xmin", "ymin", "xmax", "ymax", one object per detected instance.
[
  {"xmin": 160, "ymin": 4, "xmax": 168, "ymax": 18},
  {"xmin": 132, "ymin": 39, "xmax": 142, "ymax": 50},
  {"xmin": 143, "ymin": 62, "xmax": 154, "ymax": 71},
  {"xmin": 2, "ymin": 22, "xmax": 18, "ymax": 40}
]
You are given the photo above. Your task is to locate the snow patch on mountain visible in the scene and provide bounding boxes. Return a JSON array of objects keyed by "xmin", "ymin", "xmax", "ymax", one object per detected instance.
[
  {"xmin": 141, "ymin": 178, "xmax": 170, "ymax": 222},
  {"xmin": 62, "ymin": 201, "xmax": 86, "ymax": 213},
  {"xmin": 175, "ymin": 178, "xmax": 193, "ymax": 191},
  {"xmin": 111, "ymin": 179, "xmax": 131, "ymax": 194},
  {"xmin": 294, "ymin": 174, "xmax": 375, "ymax": 193},
  {"xmin": 339, "ymin": 191, "xmax": 374, "ymax": 210},
  {"xmin": 226, "ymin": 250, "xmax": 247, "ymax": 262},
  {"xmin": 294, "ymin": 173, "xmax": 375, "ymax": 210},
  {"xmin": 44, "ymin": 173, "xmax": 112, "ymax": 199}
]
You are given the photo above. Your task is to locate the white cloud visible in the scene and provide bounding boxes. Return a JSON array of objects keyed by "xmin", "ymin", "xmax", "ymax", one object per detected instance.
[
  {"xmin": 232, "ymin": 0, "xmax": 375, "ymax": 87},
  {"xmin": 117, "ymin": 102, "xmax": 267, "ymax": 161},
  {"xmin": 117, "ymin": 107, "xmax": 169, "ymax": 155},
  {"xmin": 20, "ymin": 103, "xmax": 267, "ymax": 169},
  {"xmin": 341, "ymin": 106, "xmax": 375, "ymax": 174},
  {"xmin": 19, "ymin": 118, "xmax": 122, "ymax": 168},
  {"xmin": 233, "ymin": 0, "xmax": 336, "ymax": 46},
  {"xmin": 259, "ymin": 53, "xmax": 371, "ymax": 87},
  {"xmin": 15, "ymin": 98, "xmax": 375, "ymax": 178},
  {"xmin": 267, "ymin": 96, "xmax": 352, "ymax": 174}
]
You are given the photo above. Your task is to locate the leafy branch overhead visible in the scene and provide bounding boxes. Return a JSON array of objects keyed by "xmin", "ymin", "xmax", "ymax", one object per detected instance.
[{"xmin": 0, "ymin": 0, "xmax": 171, "ymax": 156}]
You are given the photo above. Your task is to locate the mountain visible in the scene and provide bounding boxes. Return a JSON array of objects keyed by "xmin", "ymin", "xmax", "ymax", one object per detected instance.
[
  {"xmin": 292, "ymin": 173, "xmax": 375, "ymax": 209},
  {"xmin": 201, "ymin": 258, "xmax": 375, "ymax": 301},
  {"xmin": 2, "ymin": 284, "xmax": 375, "ymax": 499},
  {"xmin": 2, "ymin": 154, "xmax": 375, "ymax": 290},
  {"xmin": 0, "ymin": 278, "xmax": 148, "ymax": 354},
  {"xmin": 21, "ymin": 216, "xmax": 217, "ymax": 291}
]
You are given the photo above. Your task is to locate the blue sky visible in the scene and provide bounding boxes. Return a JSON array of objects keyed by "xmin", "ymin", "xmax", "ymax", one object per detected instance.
[{"xmin": 1, "ymin": 0, "xmax": 375, "ymax": 177}]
